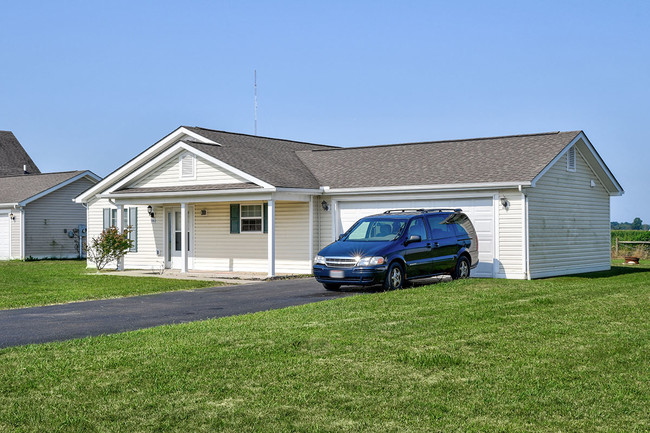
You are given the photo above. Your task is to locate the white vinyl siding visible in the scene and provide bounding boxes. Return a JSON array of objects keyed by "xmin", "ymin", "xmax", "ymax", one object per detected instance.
[
  {"xmin": 313, "ymin": 195, "xmax": 333, "ymax": 257},
  {"xmin": 130, "ymin": 151, "xmax": 248, "ymax": 188},
  {"xmin": 23, "ymin": 177, "xmax": 95, "ymax": 259},
  {"xmin": 497, "ymin": 190, "xmax": 525, "ymax": 278},
  {"xmin": 0, "ymin": 212, "xmax": 10, "ymax": 259},
  {"xmin": 527, "ymin": 148, "xmax": 611, "ymax": 278},
  {"xmin": 87, "ymin": 199, "xmax": 164, "ymax": 269},
  {"xmin": 10, "ymin": 210, "xmax": 22, "ymax": 259},
  {"xmin": 192, "ymin": 201, "xmax": 310, "ymax": 273}
]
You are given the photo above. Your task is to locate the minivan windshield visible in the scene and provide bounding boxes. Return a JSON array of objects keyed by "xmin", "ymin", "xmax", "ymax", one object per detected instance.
[{"xmin": 345, "ymin": 218, "xmax": 407, "ymax": 241}]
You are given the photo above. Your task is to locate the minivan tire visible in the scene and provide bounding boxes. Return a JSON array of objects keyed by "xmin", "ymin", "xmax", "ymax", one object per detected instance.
[
  {"xmin": 323, "ymin": 283, "xmax": 342, "ymax": 291},
  {"xmin": 383, "ymin": 262, "xmax": 405, "ymax": 290},
  {"xmin": 451, "ymin": 256, "xmax": 471, "ymax": 280}
]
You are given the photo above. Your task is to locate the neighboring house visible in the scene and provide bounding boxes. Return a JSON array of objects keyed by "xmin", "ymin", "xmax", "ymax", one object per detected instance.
[
  {"xmin": 75, "ymin": 127, "xmax": 623, "ymax": 279},
  {"xmin": 0, "ymin": 131, "xmax": 100, "ymax": 259}
]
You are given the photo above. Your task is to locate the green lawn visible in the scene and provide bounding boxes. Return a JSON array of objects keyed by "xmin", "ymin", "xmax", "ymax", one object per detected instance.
[
  {"xmin": 0, "ymin": 263, "xmax": 648, "ymax": 432},
  {"xmin": 0, "ymin": 260, "xmax": 217, "ymax": 309}
]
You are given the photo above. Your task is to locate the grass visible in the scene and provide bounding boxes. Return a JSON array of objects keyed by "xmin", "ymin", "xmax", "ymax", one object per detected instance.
[
  {"xmin": 0, "ymin": 263, "xmax": 648, "ymax": 432},
  {"xmin": 0, "ymin": 260, "xmax": 218, "ymax": 309}
]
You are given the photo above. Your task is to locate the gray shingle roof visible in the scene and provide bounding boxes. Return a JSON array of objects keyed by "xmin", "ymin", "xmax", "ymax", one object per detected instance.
[
  {"xmin": 295, "ymin": 131, "xmax": 583, "ymax": 188},
  {"xmin": 0, "ymin": 131, "xmax": 40, "ymax": 177},
  {"xmin": 114, "ymin": 183, "xmax": 261, "ymax": 194},
  {"xmin": 183, "ymin": 127, "xmax": 335, "ymax": 188},
  {"xmin": 0, "ymin": 171, "xmax": 87, "ymax": 204}
]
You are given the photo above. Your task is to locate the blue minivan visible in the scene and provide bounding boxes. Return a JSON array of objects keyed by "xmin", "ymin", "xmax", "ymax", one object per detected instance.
[{"xmin": 313, "ymin": 209, "xmax": 478, "ymax": 290}]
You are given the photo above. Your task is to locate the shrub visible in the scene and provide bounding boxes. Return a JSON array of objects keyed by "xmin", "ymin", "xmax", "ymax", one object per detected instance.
[{"xmin": 85, "ymin": 227, "xmax": 133, "ymax": 271}]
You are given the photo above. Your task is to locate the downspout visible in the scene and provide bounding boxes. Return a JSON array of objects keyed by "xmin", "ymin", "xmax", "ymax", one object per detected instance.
[
  {"xmin": 18, "ymin": 205, "xmax": 25, "ymax": 260},
  {"xmin": 519, "ymin": 185, "xmax": 530, "ymax": 280}
]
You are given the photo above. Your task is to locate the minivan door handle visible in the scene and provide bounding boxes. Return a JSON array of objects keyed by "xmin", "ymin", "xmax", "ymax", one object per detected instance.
[{"xmin": 432, "ymin": 242, "xmax": 439, "ymax": 248}]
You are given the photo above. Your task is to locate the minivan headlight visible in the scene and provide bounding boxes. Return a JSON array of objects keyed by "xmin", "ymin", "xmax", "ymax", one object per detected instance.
[
  {"xmin": 314, "ymin": 255, "xmax": 326, "ymax": 265},
  {"xmin": 357, "ymin": 256, "xmax": 385, "ymax": 266}
]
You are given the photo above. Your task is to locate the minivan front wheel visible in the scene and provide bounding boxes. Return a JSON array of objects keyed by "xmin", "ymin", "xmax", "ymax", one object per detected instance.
[
  {"xmin": 452, "ymin": 256, "xmax": 470, "ymax": 280},
  {"xmin": 383, "ymin": 262, "xmax": 405, "ymax": 290}
]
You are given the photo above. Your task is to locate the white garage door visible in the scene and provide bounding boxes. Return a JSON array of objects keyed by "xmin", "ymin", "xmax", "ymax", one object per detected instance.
[
  {"xmin": 0, "ymin": 213, "xmax": 10, "ymax": 260},
  {"xmin": 337, "ymin": 198, "xmax": 494, "ymax": 277}
]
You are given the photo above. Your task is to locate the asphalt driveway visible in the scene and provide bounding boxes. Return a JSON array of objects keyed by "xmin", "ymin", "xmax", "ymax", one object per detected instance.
[{"xmin": 0, "ymin": 278, "xmax": 358, "ymax": 348}]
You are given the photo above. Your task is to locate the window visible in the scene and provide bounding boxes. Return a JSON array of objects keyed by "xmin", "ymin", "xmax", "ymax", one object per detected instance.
[
  {"xmin": 179, "ymin": 153, "xmax": 196, "ymax": 179},
  {"xmin": 567, "ymin": 146, "xmax": 576, "ymax": 172},
  {"xmin": 426, "ymin": 215, "xmax": 455, "ymax": 239},
  {"xmin": 406, "ymin": 217, "xmax": 427, "ymax": 240},
  {"xmin": 102, "ymin": 207, "xmax": 138, "ymax": 252},
  {"xmin": 241, "ymin": 204, "xmax": 263, "ymax": 232},
  {"xmin": 346, "ymin": 219, "xmax": 406, "ymax": 241}
]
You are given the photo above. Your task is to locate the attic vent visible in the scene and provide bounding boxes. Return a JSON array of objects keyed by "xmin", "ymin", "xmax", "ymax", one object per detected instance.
[
  {"xmin": 179, "ymin": 153, "xmax": 196, "ymax": 179},
  {"xmin": 567, "ymin": 146, "xmax": 576, "ymax": 172}
]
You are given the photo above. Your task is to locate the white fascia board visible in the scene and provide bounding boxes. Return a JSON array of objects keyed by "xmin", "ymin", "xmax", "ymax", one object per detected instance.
[
  {"xmin": 101, "ymin": 187, "xmax": 276, "ymax": 200},
  {"xmin": 21, "ymin": 171, "xmax": 100, "ymax": 206},
  {"xmin": 325, "ymin": 182, "xmax": 530, "ymax": 195},
  {"xmin": 112, "ymin": 192, "xmax": 276, "ymax": 206},
  {"xmin": 531, "ymin": 132, "xmax": 624, "ymax": 195},
  {"xmin": 0, "ymin": 203, "xmax": 19, "ymax": 208},
  {"xmin": 74, "ymin": 126, "xmax": 218, "ymax": 203}
]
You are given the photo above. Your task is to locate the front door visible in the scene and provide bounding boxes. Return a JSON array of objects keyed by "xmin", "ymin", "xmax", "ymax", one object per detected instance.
[
  {"xmin": 402, "ymin": 217, "xmax": 433, "ymax": 278},
  {"xmin": 166, "ymin": 207, "xmax": 193, "ymax": 269}
]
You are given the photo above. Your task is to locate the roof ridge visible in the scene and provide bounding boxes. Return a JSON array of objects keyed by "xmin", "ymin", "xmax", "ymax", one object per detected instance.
[
  {"xmin": 0, "ymin": 170, "xmax": 86, "ymax": 180},
  {"xmin": 303, "ymin": 130, "xmax": 582, "ymax": 153},
  {"xmin": 186, "ymin": 126, "xmax": 339, "ymax": 149}
]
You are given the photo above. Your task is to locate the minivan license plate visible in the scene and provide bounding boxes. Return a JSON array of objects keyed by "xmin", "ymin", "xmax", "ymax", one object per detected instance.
[{"xmin": 329, "ymin": 270, "xmax": 345, "ymax": 279}]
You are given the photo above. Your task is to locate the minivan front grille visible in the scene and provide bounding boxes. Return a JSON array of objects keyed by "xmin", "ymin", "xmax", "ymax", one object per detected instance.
[{"xmin": 325, "ymin": 257, "xmax": 358, "ymax": 268}]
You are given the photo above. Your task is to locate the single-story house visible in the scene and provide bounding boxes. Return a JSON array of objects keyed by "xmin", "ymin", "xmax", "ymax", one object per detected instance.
[
  {"xmin": 75, "ymin": 126, "xmax": 623, "ymax": 279},
  {"xmin": 0, "ymin": 131, "xmax": 100, "ymax": 259}
]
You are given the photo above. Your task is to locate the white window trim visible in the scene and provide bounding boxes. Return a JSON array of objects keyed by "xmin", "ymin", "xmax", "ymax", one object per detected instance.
[
  {"xmin": 179, "ymin": 153, "xmax": 196, "ymax": 180},
  {"xmin": 567, "ymin": 146, "xmax": 576, "ymax": 172},
  {"xmin": 240, "ymin": 204, "xmax": 263, "ymax": 233}
]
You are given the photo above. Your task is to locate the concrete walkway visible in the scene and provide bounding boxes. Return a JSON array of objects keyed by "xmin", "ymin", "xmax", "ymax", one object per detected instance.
[
  {"xmin": 95, "ymin": 268, "xmax": 302, "ymax": 285},
  {"xmin": 0, "ymin": 278, "xmax": 358, "ymax": 348}
]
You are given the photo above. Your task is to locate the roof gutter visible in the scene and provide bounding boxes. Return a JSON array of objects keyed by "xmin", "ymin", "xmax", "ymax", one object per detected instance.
[
  {"xmin": 322, "ymin": 182, "xmax": 532, "ymax": 195},
  {"xmin": 99, "ymin": 187, "xmax": 277, "ymax": 199}
]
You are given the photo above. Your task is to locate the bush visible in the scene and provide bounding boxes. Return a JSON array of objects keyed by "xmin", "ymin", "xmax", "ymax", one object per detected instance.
[{"xmin": 85, "ymin": 227, "xmax": 133, "ymax": 271}]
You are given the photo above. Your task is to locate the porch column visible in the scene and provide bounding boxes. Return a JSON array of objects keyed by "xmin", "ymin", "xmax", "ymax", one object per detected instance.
[
  {"xmin": 180, "ymin": 202, "xmax": 188, "ymax": 273},
  {"xmin": 267, "ymin": 198, "xmax": 275, "ymax": 277},
  {"xmin": 116, "ymin": 204, "xmax": 124, "ymax": 271}
]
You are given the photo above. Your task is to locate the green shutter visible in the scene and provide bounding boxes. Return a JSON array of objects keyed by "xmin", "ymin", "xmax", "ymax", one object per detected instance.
[
  {"xmin": 103, "ymin": 209, "xmax": 110, "ymax": 229},
  {"xmin": 129, "ymin": 207, "xmax": 138, "ymax": 252},
  {"xmin": 263, "ymin": 202, "xmax": 268, "ymax": 233},
  {"xmin": 230, "ymin": 204, "xmax": 240, "ymax": 234}
]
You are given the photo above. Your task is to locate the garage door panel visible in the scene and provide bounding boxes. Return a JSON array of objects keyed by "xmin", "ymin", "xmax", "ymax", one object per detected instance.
[{"xmin": 338, "ymin": 199, "xmax": 494, "ymax": 277}]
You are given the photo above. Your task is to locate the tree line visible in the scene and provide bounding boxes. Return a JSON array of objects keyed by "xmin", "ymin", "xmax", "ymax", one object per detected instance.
[{"xmin": 611, "ymin": 217, "xmax": 649, "ymax": 231}]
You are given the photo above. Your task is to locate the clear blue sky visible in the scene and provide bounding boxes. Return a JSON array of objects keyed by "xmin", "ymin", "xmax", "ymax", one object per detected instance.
[{"xmin": 1, "ymin": 1, "xmax": 648, "ymax": 223}]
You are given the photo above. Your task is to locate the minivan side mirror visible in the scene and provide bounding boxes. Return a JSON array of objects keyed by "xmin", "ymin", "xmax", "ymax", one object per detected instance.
[
  {"xmin": 338, "ymin": 234, "xmax": 344, "ymax": 240},
  {"xmin": 405, "ymin": 234, "xmax": 421, "ymax": 245}
]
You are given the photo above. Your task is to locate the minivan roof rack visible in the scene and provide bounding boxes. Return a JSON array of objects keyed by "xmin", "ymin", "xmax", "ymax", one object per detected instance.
[{"xmin": 383, "ymin": 208, "xmax": 462, "ymax": 214}]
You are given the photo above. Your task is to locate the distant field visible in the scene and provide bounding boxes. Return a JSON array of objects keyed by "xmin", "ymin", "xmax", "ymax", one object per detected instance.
[
  {"xmin": 0, "ymin": 260, "xmax": 217, "ymax": 309},
  {"xmin": 0, "ymin": 263, "xmax": 647, "ymax": 432}
]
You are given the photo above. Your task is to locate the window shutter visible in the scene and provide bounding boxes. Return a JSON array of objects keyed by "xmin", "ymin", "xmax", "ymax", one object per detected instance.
[
  {"xmin": 263, "ymin": 202, "xmax": 268, "ymax": 233},
  {"xmin": 103, "ymin": 209, "xmax": 111, "ymax": 229},
  {"xmin": 129, "ymin": 207, "xmax": 138, "ymax": 252},
  {"xmin": 230, "ymin": 204, "xmax": 240, "ymax": 234}
]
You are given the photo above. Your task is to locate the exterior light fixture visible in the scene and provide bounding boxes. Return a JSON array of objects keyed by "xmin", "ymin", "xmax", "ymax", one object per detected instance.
[
  {"xmin": 147, "ymin": 205, "xmax": 155, "ymax": 218},
  {"xmin": 321, "ymin": 200, "xmax": 330, "ymax": 211},
  {"xmin": 500, "ymin": 197, "xmax": 509, "ymax": 208},
  {"xmin": 9, "ymin": 212, "xmax": 15, "ymax": 221}
]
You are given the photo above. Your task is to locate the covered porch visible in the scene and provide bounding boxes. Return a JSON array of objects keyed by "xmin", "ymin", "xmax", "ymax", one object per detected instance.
[{"xmin": 107, "ymin": 189, "xmax": 317, "ymax": 277}]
